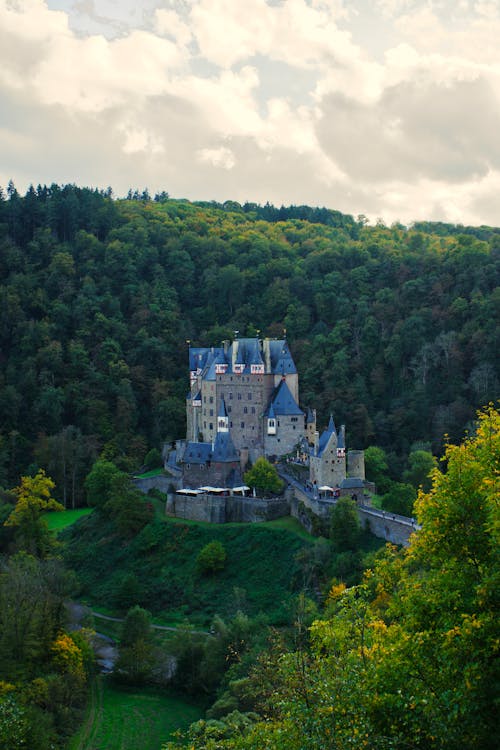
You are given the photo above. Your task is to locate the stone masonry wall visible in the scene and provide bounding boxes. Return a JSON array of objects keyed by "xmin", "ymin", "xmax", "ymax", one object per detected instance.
[
  {"xmin": 290, "ymin": 485, "xmax": 417, "ymax": 547},
  {"xmin": 166, "ymin": 492, "xmax": 290, "ymax": 524}
]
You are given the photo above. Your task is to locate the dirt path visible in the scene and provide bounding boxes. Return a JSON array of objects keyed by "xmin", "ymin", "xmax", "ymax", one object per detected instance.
[{"xmin": 66, "ymin": 600, "xmax": 210, "ymax": 636}]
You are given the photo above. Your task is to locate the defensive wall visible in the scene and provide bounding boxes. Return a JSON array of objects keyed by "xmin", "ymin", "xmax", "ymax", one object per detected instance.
[
  {"xmin": 133, "ymin": 474, "xmax": 174, "ymax": 494},
  {"xmin": 289, "ymin": 482, "xmax": 418, "ymax": 547},
  {"xmin": 166, "ymin": 492, "xmax": 290, "ymax": 524},
  {"xmin": 133, "ymin": 474, "xmax": 418, "ymax": 545}
]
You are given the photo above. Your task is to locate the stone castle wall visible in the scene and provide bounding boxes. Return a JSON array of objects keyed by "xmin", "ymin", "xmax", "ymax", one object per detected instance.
[
  {"xmin": 166, "ymin": 492, "xmax": 290, "ymax": 524},
  {"xmin": 290, "ymin": 485, "xmax": 417, "ymax": 547}
]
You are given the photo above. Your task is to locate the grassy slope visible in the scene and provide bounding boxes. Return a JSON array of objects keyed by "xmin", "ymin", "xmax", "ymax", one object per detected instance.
[
  {"xmin": 69, "ymin": 678, "xmax": 202, "ymax": 750},
  {"xmin": 44, "ymin": 508, "xmax": 93, "ymax": 532},
  {"xmin": 63, "ymin": 513, "xmax": 315, "ymax": 626}
]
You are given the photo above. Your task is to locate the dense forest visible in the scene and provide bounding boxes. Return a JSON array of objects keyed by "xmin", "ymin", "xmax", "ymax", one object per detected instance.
[
  {"xmin": 0, "ymin": 183, "xmax": 499, "ymax": 503},
  {"xmin": 0, "ymin": 183, "xmax": 498, "ymax": 749}
]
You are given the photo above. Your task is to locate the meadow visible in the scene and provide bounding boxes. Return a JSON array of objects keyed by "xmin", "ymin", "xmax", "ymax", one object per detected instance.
[{"xmin": 68, "ymin": 678, "xmax": 203, "ymax": 750}]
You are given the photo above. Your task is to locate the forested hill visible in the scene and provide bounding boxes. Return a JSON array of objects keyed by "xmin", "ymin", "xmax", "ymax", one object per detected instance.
[{"xmin": 0, "ymin": 184, "xmax": 499, "ymax": 499}]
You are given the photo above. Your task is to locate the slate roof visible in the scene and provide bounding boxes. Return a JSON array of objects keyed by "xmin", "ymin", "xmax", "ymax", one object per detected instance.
[
  {"xmin": 218, "ymin": 397, "xmax": 228, "ymax": 418},
  {"xmin": 183, "ymin": 441, "xmax": 213, "ymax": 464},
  {"xmin": 269, "ymin": 340, "xmax": 297, "ymax": 376},
  {"xmin": 313, "ymin": 415, "xmax": 338, "ymax": 457},
  {"xmin": 189, "ymin": 338, "xmax": 297, "ymax": 379},
  {"xmin": 182, "ymin": 431, "xmax": 239, "ymax": 465},
  {"xmin": 340, "ymin": 477, "xmax": 364, "ymax": 489},
  {"xmin": 211, "ymin": 430, "xmax": 239, "ymax": 463},
  {"xmin": 264, "ymin": 379, "xmax": 304, "ymax": 417}
]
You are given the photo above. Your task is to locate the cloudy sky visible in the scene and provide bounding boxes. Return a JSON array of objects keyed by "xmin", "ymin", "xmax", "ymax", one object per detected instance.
[{"xmin": 2, "ymin": 0, "xmax": 500, "ymax": 225}]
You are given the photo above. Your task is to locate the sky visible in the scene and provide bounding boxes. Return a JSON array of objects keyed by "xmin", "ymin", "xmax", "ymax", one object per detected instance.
[{"xmin": 1, "ymin": 0, "xmax": 500, "ymax": 226}]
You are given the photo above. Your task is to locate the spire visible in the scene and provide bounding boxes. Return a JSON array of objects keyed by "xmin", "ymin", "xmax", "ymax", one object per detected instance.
[{"xmin": 327, "ymin": 415, "xmax": 337, "ymax": 435}]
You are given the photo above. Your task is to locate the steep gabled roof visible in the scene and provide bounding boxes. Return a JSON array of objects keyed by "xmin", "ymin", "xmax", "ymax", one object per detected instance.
[
  {"xmin": 218, "ymin": 397, "xmax": 228, "ymax": 419},
  {"xmin": 269, "ymin": 340, "xmax": 297, "ymax": 376},
  {"xmin": 316, "ymin": 415, "xmax": 338, "ymax": 456},
  {"xmin": 211, "ymin": 430, "xmax": 239, "ymax": 463},
  {"xmin": 264, "ymin": 379, "xmax": 303, "ymax": 417},
  {"xmin": 204, "ymin": 349, "xmax": 227, "ymax": 380}
]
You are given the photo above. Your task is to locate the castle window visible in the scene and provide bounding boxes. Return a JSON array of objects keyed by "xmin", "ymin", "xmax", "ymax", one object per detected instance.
[
  {"xmin": 248, "ymin": 393, "xmax": 252, "ymax": 400},
  {"xmin": 244, "ymin": 407, "xmax": 248, "ymax": 413},
  {"xmin": 204, "ymin": 421, "xmax": 206, "ymax": 428},
  {"xmin": 241, "ymin": 421, "xmax": 245, "ymax": 428},
  {"xmin": 229, "ymin": 392, "xmax": 233, "ymax": 399},
  {"xmin": 227, "ymin": 406, "xmax": 232, "ymax": 413},
  {"xmin": 238, "ymin": 393, "xmax": 242, "ymax": 400},
  {"xmin": 291, "ymin": 417, "xmax": 298, "ymax": 422},
  {"xmin": 210, "ymin": 409, "xmax": 213, "ymax": 416},
  {"xmin": 209, "ymin": 396, "xmax": 214, "ymax": 404},
  {"xmin": 230, "ymin": 421, "xmax": 233, "ymax": 427},
  {"xmin": 251, "ymin": 407, "xmax": 255, "ymax": 414},
  {"xmin": 209, "ymin": 423, "xmax": 213, "ymax": 430}
]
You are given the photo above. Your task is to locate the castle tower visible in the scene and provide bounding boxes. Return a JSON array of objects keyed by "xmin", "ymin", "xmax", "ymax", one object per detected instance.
[
  {"xmin": 347, "ymin": 450, "xmax": 365, "ymax": 480},
  {"xmin": 309, "ymin": 415, "xmax": 347, "ymax": 488}
]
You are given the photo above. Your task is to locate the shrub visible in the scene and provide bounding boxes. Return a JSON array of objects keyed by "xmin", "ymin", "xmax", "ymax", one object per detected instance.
[{"xmin": 196, "ymin": 540, "xmax": 227, "ymax": 574}]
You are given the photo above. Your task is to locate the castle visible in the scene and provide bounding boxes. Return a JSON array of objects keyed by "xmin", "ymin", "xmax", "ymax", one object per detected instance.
[{"xmin": 179, "ymin": 337, "xmax": 365, "ymax": 493}]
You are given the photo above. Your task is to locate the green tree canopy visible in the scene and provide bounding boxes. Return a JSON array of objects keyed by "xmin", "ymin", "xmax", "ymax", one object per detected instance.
[
  {"xmin": 243, "ymin": 458, "xmax": 284, "ymax": 497},
  {"xmin": 4, "ymin": 470, "xmax": 63, "ymax": 557},
  {"xmin": 196, "ymin": 540, "xmax": 227, "ymax": 574},
  {"xmin": 329, "ymin": 496, "xmax": 362, "ymax": 552}
]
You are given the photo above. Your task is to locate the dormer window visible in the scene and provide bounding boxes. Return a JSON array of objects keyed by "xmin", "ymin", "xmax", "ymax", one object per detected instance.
[
  {"xmin": 251, "ymin": 364, "xmax": 264, "ymax": 374},
  {"xmin": 267, "ymin": 418, "xmax": 276, "ymax": 435}
]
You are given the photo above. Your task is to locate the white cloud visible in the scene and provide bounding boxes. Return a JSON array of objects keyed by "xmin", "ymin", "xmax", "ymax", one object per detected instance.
[
  {"xmin": 0, "ymin": 0, "xmax": 499, "ymax": 227},
  {"xmin": 197, "ymin": 145, "xmax": 235, "ymax": 169}
]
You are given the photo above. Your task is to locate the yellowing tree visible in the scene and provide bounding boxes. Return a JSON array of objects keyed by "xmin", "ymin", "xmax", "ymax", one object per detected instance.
[{"xmin": 5, "ymin": 470, "xmax": 63, "ymax": 557}]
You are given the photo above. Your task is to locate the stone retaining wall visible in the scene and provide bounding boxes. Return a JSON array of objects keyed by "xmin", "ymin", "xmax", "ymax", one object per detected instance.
[
  {"xmin": 290, "ymin": 485, "xmax": 417, "ymax": 547},
  {"xmin": 166, "ymin": 492, "xmax": 290, "ymax": 524}
]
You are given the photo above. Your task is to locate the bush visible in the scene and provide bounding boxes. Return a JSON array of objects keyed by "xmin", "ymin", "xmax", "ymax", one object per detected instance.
[
  {"xmin": 144, "ymin": 448, "xmax": 163, "ymax": 470},
  {"xmin": 196, "ymin": 540, "xmax": 227, "ymax": 574}
]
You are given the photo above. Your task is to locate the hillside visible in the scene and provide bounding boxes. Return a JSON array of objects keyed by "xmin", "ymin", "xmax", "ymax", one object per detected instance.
[
  {"xmin": 1, "ymin": 186, "xmax": 499, "ymax": 502},
  {"xmin": 62, "ymin": 512, "xmax": 317, "ymax": 626}
]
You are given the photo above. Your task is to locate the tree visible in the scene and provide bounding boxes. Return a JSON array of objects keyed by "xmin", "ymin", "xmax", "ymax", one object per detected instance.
[
  {"xmin": 84, "ymin": 459, "xmax": 123, "ymax": 510},
  {"xmin": 196, "ymin": 540, "xmax": 227, "ymax": 574},
  {"xmin": 243, "ymin": 458, "xmax": 284, "ymax": 497},
  {"xmin": 104, "ymin": 474, "xmax": 154, "ymax": 536},
  {"xmin": 364, "ymin": 446, "xmax": 392, "ymax": 494},
  {"xmin": 381, "ymin": 481, "xmax": 416, "ymax": 516},
  {"xmin": 329, "ymin": 497, "xmax": 361, "ymax": 551},
  {"xmin": 115, "ymin": 606, "xmax": 155, "ymax": 684},
  {"xmin": 403, "ymin": 448, "xmax": 437, "ymax": 492},
  {"xmin": 4, "ymin": 471, "xmax": 63, "ymax": 557},
  {"xmin": 144, "ymin": 448, "xmax": 162, "ymax": 470}
]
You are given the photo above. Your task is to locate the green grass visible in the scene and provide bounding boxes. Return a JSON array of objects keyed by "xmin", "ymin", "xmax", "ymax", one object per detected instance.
[
  {"xmin": 260, "ymin": 516, "xmax": 316, "ymax": 540},
  {"xmin": 44, "ymin": 508, "xmax": 93, "ymax": 532},
  {"xmin": 134, "ymin": 468, "xmax": 165, "ymax": 479},
  {"xmin": 63, "ymin": 512, "xmax": 314, "ymax": 626},
  {"xmin": 69, "ymin": 678, "xmax": 202, "ymax": 750}
]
